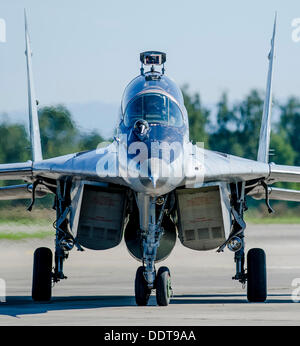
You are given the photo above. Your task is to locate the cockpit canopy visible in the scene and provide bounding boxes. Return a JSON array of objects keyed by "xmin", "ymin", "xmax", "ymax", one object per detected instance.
[
  {"xmin": 121, "ymin": 73, "xmax": 184, "ymax": 114},
  {"xmin": 124, "ymin": 93, "xmax": 183, "ymax": 128}
]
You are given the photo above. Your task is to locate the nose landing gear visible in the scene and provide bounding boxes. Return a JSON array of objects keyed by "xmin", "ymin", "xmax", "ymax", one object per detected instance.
[
  {"xmin": 134, "ymin": 194, "xmax": 173, "ymax": 306},
  {"xmin": 135, "ymin": 265, "xmax": 172, "ymax": 306},
  {"xmin": 156, "ymin": 266, "xmax": 172, "ymax": 306},
  {"xmin": 135, "ymin": 266, "xmax": 152, "ymax": 306}
]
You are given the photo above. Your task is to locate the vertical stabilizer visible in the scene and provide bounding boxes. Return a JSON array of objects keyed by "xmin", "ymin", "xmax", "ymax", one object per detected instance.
[
  {"xmin": 257, "ymin": 14, "xmax": 277, "ymax": 163},
  {"xmin": 24, "ymin": 10, "xmax": 43, "ymax": 162}
]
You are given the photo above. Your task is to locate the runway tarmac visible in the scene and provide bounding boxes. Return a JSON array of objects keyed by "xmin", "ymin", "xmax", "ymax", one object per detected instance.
[{"xmin": 0, "ymin": 224, "xmax": 300, "ymax": 326}]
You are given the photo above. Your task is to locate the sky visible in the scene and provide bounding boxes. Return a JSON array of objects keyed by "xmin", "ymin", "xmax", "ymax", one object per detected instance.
[{"xmin": 0, "ymin": 0, "xmax": 299, "ymax": 137}]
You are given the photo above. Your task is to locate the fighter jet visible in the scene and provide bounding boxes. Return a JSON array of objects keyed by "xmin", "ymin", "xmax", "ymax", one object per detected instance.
[{"xmin": 1, "ymin": 13, "xmax": 299, "ymax": 306}]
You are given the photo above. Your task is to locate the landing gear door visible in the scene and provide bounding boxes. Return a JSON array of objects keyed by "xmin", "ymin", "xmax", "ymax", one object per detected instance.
[
  {"xmin": 176, "ymin": 183, "xmax": 231, "ymax": 251},
  {"xmin": 70, "ymin": 181, "xmax": 126, "ymax": 250}
]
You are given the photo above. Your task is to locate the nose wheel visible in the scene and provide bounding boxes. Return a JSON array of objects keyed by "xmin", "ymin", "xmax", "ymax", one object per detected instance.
[
  {"xmin": 156, "ymin": 266, "xmax": 172, "ymax": 306},
  {"xmin": 135, "ymin": 266, "xmax": 152, "ymax": 306},
  {"xmin": 135, "ymin": 265, "xmax": 172, "ymax": 306}
]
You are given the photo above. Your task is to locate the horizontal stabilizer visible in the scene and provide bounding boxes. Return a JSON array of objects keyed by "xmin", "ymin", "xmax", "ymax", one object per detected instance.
[
  {"xmin": 268, "ymin": 163, "xmax": 300, "ymax": 183},
  {"xmin": 249, "ymin": 185, "xmax": 300, "ymax": 202},
  {"xmin": 0, "ymin": 184, "xmax": 47, "ymax": 200},
  {"xmin": 0, "ymin": 162, "xmax": 32, "ymax": 180}
]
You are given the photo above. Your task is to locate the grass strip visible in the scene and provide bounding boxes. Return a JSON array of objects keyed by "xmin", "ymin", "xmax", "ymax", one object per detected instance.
[{"xmin": 0, "ymin": 231, "xmax": 54, "ymax": 240}]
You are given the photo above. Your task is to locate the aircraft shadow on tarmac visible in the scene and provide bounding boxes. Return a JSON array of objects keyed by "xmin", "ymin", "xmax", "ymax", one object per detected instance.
[
  {"xmin": 171, "ymin": 294, "xmax": 294, "ymax": 305},
  {"xmin": 0, "ymin": 294, "xmax": 296, "ymax": 317}
]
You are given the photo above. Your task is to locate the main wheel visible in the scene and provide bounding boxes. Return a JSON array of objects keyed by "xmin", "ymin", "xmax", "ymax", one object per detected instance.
[
  {"xmin": 156, "ymin": 266, "xmax": 172, "ymax": 306},
  {"xmin": 135, "ymin": 266, "xmax": 151, "ymax": 306},
  {"xmin": 32, "ymin": 247, "xmax": 53, "ymax": 302},
  {"xmin": 247, "ymin": 248, "xmax": 267, "ymax": 302}
]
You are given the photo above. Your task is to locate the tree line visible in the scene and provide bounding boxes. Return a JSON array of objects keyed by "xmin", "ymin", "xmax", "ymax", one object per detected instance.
[{"xmin": 0, "ymin": 105, "xmax": 105, "ymax": 164}]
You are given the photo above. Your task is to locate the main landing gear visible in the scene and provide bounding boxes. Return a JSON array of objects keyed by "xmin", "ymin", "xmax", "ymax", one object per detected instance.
[
  {"xmin": 31, "ymin": 179, "xmax": 83, "ymax": 302},
  {"xmin": 32, "ymin": 247, "xmax": 52, "ymax": 301},
  {"xmin": 134, "ymin": 194, "xmax": 173, "ymax": 306},
  {"xmin": 218, "ymin": 182, "xmax": 267, "ymax": 303},
  {"xmin": 247, "ymin": 248, "xmax": 267, "ymax": 302}
]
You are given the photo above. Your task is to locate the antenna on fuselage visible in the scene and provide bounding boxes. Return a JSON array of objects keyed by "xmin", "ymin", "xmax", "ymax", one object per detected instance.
[{"xmin": 140, "ymin": 51, "xmax": 166, "ymax": 75}]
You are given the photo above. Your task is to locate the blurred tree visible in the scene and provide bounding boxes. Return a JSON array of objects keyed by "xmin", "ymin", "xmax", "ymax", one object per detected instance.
[
  {"xmin": 269, "ymin": 130, "xmax": 298, "ymax": 190},
  {"xmin": 209, "ymin": 92, "xmax": 244, "ymax": 156},
  {"xmin": 215, "ymin": 92, "xmax": 237, "ymax": 131},
  {"xmin": 205, "ymin": 89, "xmax": 298, "ymax": 168},
  {"xmin": 0, "ymin": 118, "xmax": 30, "ymax": 188},
  {"xmin": 182, "ymin": 85, "xmax": 210, "ymax": 147},
  {"xmin": 78, "ymin": 130, "xmax": 105, "ymax": 151},
  {"xmin": 0, "ymin": 119, "xmax": 30, "ymax": 164},
  {"xmin": 269, "ymin": 130, "xmax": 296, "ymax": 166},
  {"xmin": 279, "ymin": 97, "xmax": 300, "ymax": 165},
  {"xmin": 39, "ymin": 105, "xmax": 80, "ymax": 159},
  {"xmin": 235, "ymin": 90, "xmax": 265, "ymax": 160}
]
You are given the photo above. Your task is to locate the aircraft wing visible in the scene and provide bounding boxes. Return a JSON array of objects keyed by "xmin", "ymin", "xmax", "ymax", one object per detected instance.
[
  {"xmin": 2, "ymin": 146, "xmax": 300, "ymax": 197},
  {"xmin": 189, "ymin": 148, "xmax": 300, "ymax": 185},
  {"xmin": 184, "ymin": 147, "xmax": 270, "ymax": 187},
  {"xmin": 0, "ymin": 144, "xmax": 128, "ymax": 201},
  {"xmin": 32, "ymin": 145, "xmax": 128, "ymax": 186},
  {"xmin": 32, "ymin": 145, "xmax": 271, "ymax": 187},
  {"xmin": 201, "ymin": 149, "xmax": 270, "ymax": 183}
]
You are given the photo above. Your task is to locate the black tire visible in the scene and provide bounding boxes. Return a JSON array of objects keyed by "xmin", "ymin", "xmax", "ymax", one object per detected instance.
[
  {"xmin": 156, "ymin": 266, "xmax": 172, "ymax": 306},
  {"xmin": 135, "ymin": 266, "xmax": 151, "ymax": 306},
  {"xmin": 32, "ymin": 247, "xmax": 53, "ymax": 302},
  {"xmin": 247, "ymin": 248, "xmax": 267, "ymax": 302}
]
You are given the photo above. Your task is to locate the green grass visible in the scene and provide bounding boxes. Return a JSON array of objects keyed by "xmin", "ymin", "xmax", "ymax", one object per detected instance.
[
  {"xmin": 0, "ymin": 206, "xmax": 55, "ymax": 222},
  {"xmin": 245, "ymin": 204, "xmax": 300, "ymax": 224},
  {"xmin": 245, "ymin": 216, "xmax": 300, "ymax": 224},
  {"xmin": 0, "ymin": 204, "xmax": 300, "ymax": 241},
  {"xmin": 0, "ymin": 218, "xmax": 51, "ymax": 226},
  {"xmin": 0, "ymin": 231, "xmax": 54, "ymax": 240},
  {"xmin": 0, "ymin": 207, "xmax": 54, "ymax": 240}
]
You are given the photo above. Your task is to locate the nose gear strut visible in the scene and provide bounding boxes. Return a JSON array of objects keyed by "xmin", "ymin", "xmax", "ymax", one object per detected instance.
[{"xmin": 142, "ymin": 195, "xmax": 168, "ymax": 288}]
